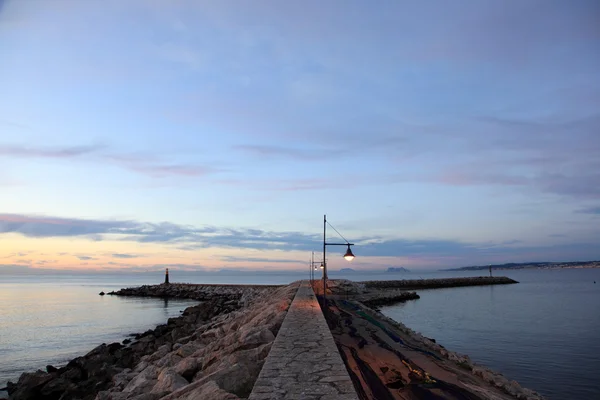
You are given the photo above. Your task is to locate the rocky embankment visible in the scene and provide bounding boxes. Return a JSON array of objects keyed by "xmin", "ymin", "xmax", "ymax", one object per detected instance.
[
  {"xmin": 364, "ymin": 307, "xmax": 545, "ymax": 399},
  {"xmin": 359, "ymin": 290, "xmax": 420, "ymax": 308},
  {"xmin": 363, "ymin": 276, "xmax": 518, "ymax": 290},
  {"xmin": 7, "ymin": 283, "xmax": 298, "ymax": 400},
  {"xmin": 107, "ymin": 283, "xmax": 282, "ymax": 302}
]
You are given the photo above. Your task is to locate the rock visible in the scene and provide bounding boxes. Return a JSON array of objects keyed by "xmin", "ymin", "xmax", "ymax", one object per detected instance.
[
  {"xmin": 123, "ymin": 365, "xmax": 159, "ymax": 395},
  {"xmin": 99, "ymin": 291, "xmax": 106, "ymax": 296},
  {"xmin": 174, "ymin": 357, "xmax": 199, "ymax": 381},
  {"xmin": 61, "ymin": 366, "xmax": 84, "ymax": 381},
  {"xmin": 175, "ymin": 342, "xmax": 200, "ymax": 358},
  {"xmin": 151, "ymin": 368, "xmax": 189, "ymax": 394},
  {"xmin": 154, "ymin": 353, "xmax": 182, "ymax": 369},
  {"xmin": 44, "ymin": 365, "xmax": 58, "ymax": 373},
  {"xmin": 238, "ymin": 326, "xmax": 275, "ymax": 349},
  {"xmin": 95, "ymin": 392, "xmax": 129, "ymax": 400},
  {"xmin": 174, "ymin": 381, "xmax": 239, "ymax": 400},
  {"xmin": 6, "ymin": 370, "xmax": 53, "ymax": 400},
  {"xmin": 213, "ymin": 361, "xmax": 263, "ymax": 397},
  {"xmin": 147, "ymin": 344, "xmax": 172, "ymax": 362},
  {"xmin": 39, "ymin": 377, "xmax": 75, "ymax": 398},
  {"xmin": 122, "ymin": 338, "xmax": 131, "ymax": 345}
]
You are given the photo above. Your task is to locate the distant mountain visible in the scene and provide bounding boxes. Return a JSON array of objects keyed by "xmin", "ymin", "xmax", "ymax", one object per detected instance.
[
  {"xmin": 446, "ymin": 261, "xmax": 600, "ymax": 271},
  {"xmin": 339, "ymin": 268, "xmax": 356, "ymax": 273},
  {"xmin": 386, "ymin": 267, "xmax": 410, "ymax": 273}
]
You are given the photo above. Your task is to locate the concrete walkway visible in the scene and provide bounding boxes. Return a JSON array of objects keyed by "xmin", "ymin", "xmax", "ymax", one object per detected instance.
[{"xmin": 249, "ymin": 282, "xmax": 359, "ymax": 400}]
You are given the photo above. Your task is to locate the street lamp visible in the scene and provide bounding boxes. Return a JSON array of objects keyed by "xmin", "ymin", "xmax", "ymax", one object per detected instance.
[
  {"xmin": 309, "ymin": 251, "xmax": 323, "ymax": 284},
  {"xmin": 343, "ymin": 245, "xmax": 355, "ymax": 261},
  {"xmin": 322, "ymin": 214, "xmax": 355, "ymax": 306}
]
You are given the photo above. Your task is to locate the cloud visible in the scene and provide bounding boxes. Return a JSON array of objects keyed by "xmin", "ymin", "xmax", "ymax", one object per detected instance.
[
  {"xmin": 0, "ymin": 144, "xmax": 103, "ymax": 158},
  {"xmin": 0, "ymin": 213, "xmax": 137, "ymax": 238},
  {"xmin": 0, "ymin": 264, "xmax": 34, "ymax": 273},
  {"xmin": 220, "ymin": 256, "xmax": 301, "ymax": 264},
  {"xmin": 77, "ymin": 255, "xmax": 96, "ymax": 261},
  {"xmin": 0, "ymin": 213, "xmax": 321, "ymax": 249},
  {"xmin": 233, "ymin": 144, "xmax": 347, "ymax": 161},
  {"xmin": 1, "ymin": 143, "xmax": 219, "ymax": 179},
  {"xmin": 576, "ymin": 206, "xmax": 600, "ymax": 215},
  {"xmin": 112, "ymin": 253, "xmax": 139, "ymax": 259},
  {"xmin": 123, "ymin": 163, "xmax": 216, "ymax": 178}
]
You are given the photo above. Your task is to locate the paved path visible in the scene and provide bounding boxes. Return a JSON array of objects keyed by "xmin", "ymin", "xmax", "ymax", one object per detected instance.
[{"xmin": 249, "ymin": 281, "xmax": 359, "ymax": 400}]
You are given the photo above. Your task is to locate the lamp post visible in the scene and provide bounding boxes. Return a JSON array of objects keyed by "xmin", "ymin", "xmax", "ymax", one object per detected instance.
[
  {"xmin": 322, "ymin": 214, "xmax": 355, "ymax": 307},
  {"xmin": 309, "ymin": 251, "xmax": 323, "ymax": 286}
]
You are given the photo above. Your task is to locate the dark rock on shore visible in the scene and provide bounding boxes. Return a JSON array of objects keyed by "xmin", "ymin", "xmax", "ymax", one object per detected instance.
[{"xmin": 45, "ymin": 366, "xmax": 58, "ymax": 374}]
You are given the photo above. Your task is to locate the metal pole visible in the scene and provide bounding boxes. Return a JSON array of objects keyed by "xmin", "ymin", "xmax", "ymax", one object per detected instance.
[
  {"xmin": 323, "ymin": 214, "xmax": 327, "ymax": 306},
  {"xmin": 311, "ymin": 251, "xmax": 314, "ymax": 284}
]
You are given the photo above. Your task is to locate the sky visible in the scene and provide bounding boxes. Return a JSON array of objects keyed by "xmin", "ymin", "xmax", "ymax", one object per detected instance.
[{"xmin": 1, "ymin": 0, "xmax": 599, "ymax": 273}]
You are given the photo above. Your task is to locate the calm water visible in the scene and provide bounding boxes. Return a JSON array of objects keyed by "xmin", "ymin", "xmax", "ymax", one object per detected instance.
[
  {"xmin": 1, "ymin": 269, "xmax": 599, "ymax": 400},
  {"xmin": 380, "ymin": 269, "xmax": 600, "ymax": 400}
]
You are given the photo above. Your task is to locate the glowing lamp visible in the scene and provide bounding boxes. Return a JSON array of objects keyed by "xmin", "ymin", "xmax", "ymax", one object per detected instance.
[{"xmin": 343, "ymin": 245, "xmax": 355, "ymax": 261}]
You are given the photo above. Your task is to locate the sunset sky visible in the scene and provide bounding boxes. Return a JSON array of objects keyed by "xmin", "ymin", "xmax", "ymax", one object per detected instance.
[{"xmin": 1, "ymin": 0, "xmax": 599, "ymax": 272}]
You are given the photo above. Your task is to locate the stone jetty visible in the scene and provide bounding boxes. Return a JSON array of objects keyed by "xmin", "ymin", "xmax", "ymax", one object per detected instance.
[
  {"xmin": 362, "ymin": 276, "xmax": 518, "ymax": 290},
  {"xmin": 7, "ymin": 277, "xmax": 545, "ymax": 400},
  {"xmin": 107, "ymin": 283, "xmax": 281, "ymax": 302}
]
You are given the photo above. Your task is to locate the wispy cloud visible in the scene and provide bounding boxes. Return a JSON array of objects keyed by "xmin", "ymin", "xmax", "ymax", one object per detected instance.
[
  {"xmin": 77, "ymin": 255, "xmax": 96, "ymax": 261},
  {"xmin": 220, "ymin": 255, "xmax": 301, "ymax": 264},
  {"xmin": 0, "ymin": 213, "xmax": 320, "ymax": 250},
  {"xmin": 233, "ymin": 144, "xmax": 346, "ymax": 161},
  {"xmin": 576, "ymin": 206, "xmax": 600, "ymax": 215},
  {"xmin": 1, "ymin": 143, "xmax": 220, "ymax": 179},
  {"xmin": 112, "ymin": 253, "xmax": 139, "ymax": 259},
  {"xmin": 0, "ymin": 144, "xmax": 103, "ymax": 158}
]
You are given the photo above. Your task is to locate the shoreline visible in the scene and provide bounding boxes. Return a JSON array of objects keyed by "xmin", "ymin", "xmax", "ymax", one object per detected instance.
[{"xmin": 5, "ymin": 278, "xmax": 544, "ymax": 400}]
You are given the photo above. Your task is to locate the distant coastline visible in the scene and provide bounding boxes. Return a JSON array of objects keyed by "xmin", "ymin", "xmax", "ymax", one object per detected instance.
[{"xmin": 446, "ymin": 260, "xmax": 600, "ymax": 271}]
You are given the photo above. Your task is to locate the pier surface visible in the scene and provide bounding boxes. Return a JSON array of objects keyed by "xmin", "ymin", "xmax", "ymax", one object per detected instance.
[{"xmin": 249, "ymin": 282, "xmax": 359, "ymax": 400}]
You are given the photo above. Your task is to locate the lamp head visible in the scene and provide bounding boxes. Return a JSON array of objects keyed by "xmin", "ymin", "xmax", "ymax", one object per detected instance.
[
  {"xmin": 320, "ymin": 263, "xmax": 324, "ymax": 269},
  {"xmin": 343, "ymin": 244, "xmax": 355, "ymax": 261}
]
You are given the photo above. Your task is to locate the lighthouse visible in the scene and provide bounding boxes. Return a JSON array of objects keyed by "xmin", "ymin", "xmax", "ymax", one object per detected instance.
[{"xmin": 165, "ymin": 268, "xmax": 170, "ymax": 285}]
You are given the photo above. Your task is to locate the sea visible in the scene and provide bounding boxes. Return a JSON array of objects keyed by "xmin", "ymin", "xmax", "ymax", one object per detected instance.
[{"xmin": 1, "ymin": 268, "xmax": 599, "ymax": 399}]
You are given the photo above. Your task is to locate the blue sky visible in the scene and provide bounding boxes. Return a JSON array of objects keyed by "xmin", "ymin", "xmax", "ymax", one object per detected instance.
[{"xmin": 1, "ymin": 0, "xmax": 599, "ymax": 271}]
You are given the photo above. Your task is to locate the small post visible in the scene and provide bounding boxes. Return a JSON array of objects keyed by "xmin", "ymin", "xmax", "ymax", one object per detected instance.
[
  {"xmin": 489, "ymin": 265, "xmax": 492, "ymax": 277},
  {"xmin": 165, "ymin": 268, "xmax": 170, "ymax": 284},
  {"xmin": 323, "ymin": 214, "xmax": 327, "ymax": 307}
]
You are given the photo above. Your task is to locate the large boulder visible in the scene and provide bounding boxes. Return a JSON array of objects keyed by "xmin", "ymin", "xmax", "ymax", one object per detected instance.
[
  {"xmin": 175, "ymin": 381, "xmax": 239, "ymax": 400},
  {"xmin": 150, "ymin": 369, "xmax": 188, "ymax": 394},
  {"xmin": 213, "ymin": 361, "xmax": 263, "ymax": 398},
  {"xmin": 6, "ymin": 370, "xmax": 53, "ymax": 400},
  {"xmin": 122, "ymin": 365, "xmax": 159, "ymax": 396},
  {"xmin": 174, "ymin": 357, "xmax": 199, "ymax": 381}
]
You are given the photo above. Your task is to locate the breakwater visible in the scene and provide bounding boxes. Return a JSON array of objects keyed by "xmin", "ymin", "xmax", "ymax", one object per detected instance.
[
  {"xmin": 107, "ymin": 283, "xmax": 282, "ymax": 301},
  {"xmin": 6, "ymin": 283, "xmax": 296, "ymax": 400},
  {"xmin": 363, "ymin": 276, "xmax": 518, "ymax": 290},
  {"xmin": 358, "ymin": 290, "xmax": 420, "ymax": 308}
]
